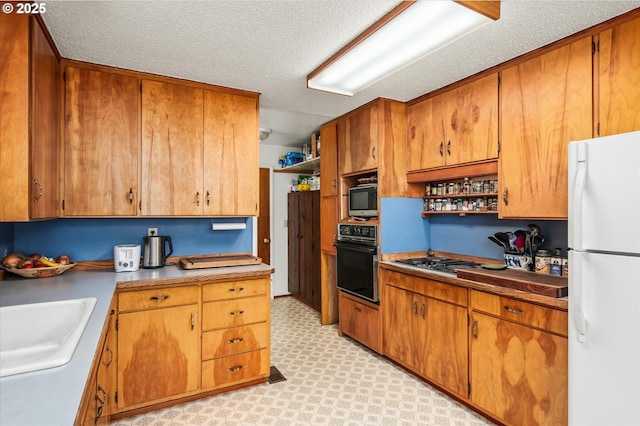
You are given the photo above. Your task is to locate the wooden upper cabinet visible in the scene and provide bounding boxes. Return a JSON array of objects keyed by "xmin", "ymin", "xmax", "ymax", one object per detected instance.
[
  {"xmin": 599, "ymin": 16, "xmax": 640, "ymax": 136},
  {"xmin": 407, "ymin": 73, "xmax": 498, "ymax": 172},
  {"xmin": 0, "ymin": 15, "xmax": 59, "ymax": 221},
  {"xmin": 338, "ymin": 103, "xmax": 378, "ymax": 175},
  {"xmin": 141, "ymin": 80, "xmax": 204, "ymax": 216},
  {"xmin": 500, "ymin": 37, "xmax": 593, "ymax": 219},
  {"xmin": 64, "ymin": 67, "xmax": 139, "ymax": 216},
  {"xmin": 319, "ymin": 120, "xmax": 338, "ymax": 197},
  {"xmin": 203, "ymin": 90, "xmax": 258, "ymax": 216},
  {"xmin": 30, "ymin": 17, "xmax": 60, "ymax": 220},
  {"xmin": 407, "ymin": 94, "xmax": 447, "ymax": 170}
]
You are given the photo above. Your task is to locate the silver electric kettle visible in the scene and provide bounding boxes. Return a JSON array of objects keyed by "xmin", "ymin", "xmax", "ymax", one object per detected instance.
[{"xmin": 142, "ymin": 235, "xmax": 173, "ymax": 268}]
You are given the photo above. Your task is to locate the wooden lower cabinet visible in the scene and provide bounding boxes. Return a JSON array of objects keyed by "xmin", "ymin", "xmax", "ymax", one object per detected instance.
[
  {"xmin": 381, "ymin": 269, "xmax": 468, "ymax": 398},
  {"xmin": 469, "ymin": 290, "xmax": 568, "ymax": 426},
  {"xmin": 201, "ymin": 278, "xmax": 270, "ymax": 391},
  {"xmin": 116, "ymin": 300, "xmax": 200, "ymax": 410},
  {"xmin": 109, "ymin": 276, "xmax": 271, "ymax": 418},
  {"xmin": 338, "ymin": 291, "xmax": 382, "ymax": 353}
]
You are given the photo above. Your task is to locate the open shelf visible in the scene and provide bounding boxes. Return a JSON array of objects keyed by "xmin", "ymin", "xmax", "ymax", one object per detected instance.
[{"xmin": 274, "ymin": 157, "xmax": 320, "ymax": 174}]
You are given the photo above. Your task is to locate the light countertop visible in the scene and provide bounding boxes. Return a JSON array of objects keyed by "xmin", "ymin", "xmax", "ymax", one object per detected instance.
[{"xmin": 0, "ymin": 263, "xmax": 273, "ymax": 426}]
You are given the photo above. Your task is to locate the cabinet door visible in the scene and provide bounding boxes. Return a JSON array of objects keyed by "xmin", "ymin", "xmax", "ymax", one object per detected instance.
[
  {"xmin": 500, "ymin": 37, "xmax": 592, "ymax": 219},
  {"xmin": 64, "ymin": 67, "xmax": 139, "ymax": 216},
  {"xmin": 599, "ymin": 17, "xmax": 640, "ymax": 136},
  {"xmin": 299, "ymin": 191, "xmax": 321, "ymax": 310},
  {"xmin": 339, "ymin": 292, "xmax": 382, "ymax": 353},
  {"xmin": 141, "ymin": 80, "xmax": 203, "ymax": 216},
  {"xmin": 446, "ymin": 73, "xmax": 498, "ymax": 166},
  {"xmin": 320, "ymin": 195, "xmax": 338, "ymax": 255},
  {"xmin": 407, "ymin": 94, "xmax": 447, "ymax": 171},
  {"xmin": 287, "ymin": 193, "xmax": 300, "ymax": 296},
  {"xmin": 421, "ymin": 297, "xmax": 468, "ymax": 398},
  {"xmin": 470, "ymin": 312, "xmax": 568, "ymax": 426},
  {"xmin": 30, "ymin": 18, "xmax": 60, "ymax": 219},
  {"xmin": 320, "ymin": 120, "xmax": 338, "ymax": 197},
  {"xmin": 203, "ymin": 90, "xmax": 258, "ymax": 215},
  {"xmin": 383, "ymin": 285, "xmax": 420, "ymax": 370},
  {"xmin": 116, "ymin": 304, "xmax": 200, "ymax": 409},
  {"xmin": 338, "ymin": 103, "xmax": 378, "ymax": 175}
]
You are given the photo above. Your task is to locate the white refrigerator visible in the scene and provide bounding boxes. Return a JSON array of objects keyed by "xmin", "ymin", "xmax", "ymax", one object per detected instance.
[{"xmin": 568, "ymin": 130, "xmax": 640, "ymax": 426}]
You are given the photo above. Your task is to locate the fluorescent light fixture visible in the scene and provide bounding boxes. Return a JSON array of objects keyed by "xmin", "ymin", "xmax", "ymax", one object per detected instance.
[{"xmin": 307, "ymin": 1, "xmax": 499, "ymax": 96}]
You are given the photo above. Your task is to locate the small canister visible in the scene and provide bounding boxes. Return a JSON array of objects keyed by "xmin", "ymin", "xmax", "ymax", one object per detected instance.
[
  {"xmin": 550, "ymin": 248, "xmax": 563, "ymax": 276},
  {"xmin": 562, "ymin": 256, "xmax": 569, "ymax": 278},
  {"xmin": 535, "ymin": 249, "xmax": 552, "ymax": 274}
]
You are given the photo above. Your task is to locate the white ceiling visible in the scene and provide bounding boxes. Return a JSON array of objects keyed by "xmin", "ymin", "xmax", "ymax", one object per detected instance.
[{"xmin": 42, "ymin": 0, "xmax": 640, "ymax": 148}]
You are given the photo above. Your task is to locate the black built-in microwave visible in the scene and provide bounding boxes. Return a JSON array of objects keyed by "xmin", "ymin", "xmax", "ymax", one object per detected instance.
[{"xmin": 348, "ymin": 184, "xmax": 377, "ymax": 218}]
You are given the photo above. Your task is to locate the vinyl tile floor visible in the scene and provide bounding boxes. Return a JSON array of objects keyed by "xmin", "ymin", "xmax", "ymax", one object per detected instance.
[{"xmin": 110, "ymin": 296, "xmax": 494, "ymax": 426}]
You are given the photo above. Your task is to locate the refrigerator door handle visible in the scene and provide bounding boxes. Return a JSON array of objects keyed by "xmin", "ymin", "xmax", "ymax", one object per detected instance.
[
  {"xmin": 571, "ymin": 251, "xmax": 588, "ymax": 343},
  {"xmin": 571, "ymin": 143, "xmax": 588, "ymax": 251}
]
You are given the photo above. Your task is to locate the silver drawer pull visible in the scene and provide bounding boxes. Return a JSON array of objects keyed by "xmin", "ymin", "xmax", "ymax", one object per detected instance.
[
  {"xmin": 227, "ymin": 338, "xmax": 244, "ymax": 344},
  {"xmin": 150, "ymin": 295, "xmax": 170, "ymax": 301},
  {"xmin": 228, "ymin": 287, "xmax": 245, "ymax": 292},
  {"xmin": 504, "ymin": 306, "xmax": 524, "ymax": 315},
  {"xmin": 227, "ymin": 365, "xmax": 244, "ymax": 372},
  {"xmin": 228, "ymin": 310, "xmax": 244, "ymax": 316}
]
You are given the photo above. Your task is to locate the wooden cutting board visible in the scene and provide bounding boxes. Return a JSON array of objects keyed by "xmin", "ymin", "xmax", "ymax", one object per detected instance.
[
  {"xmin": 457, "ymin": 268, "xmax": 568, "ymax": 298},
  {"xmin": 179, "ymin": 253, "xmax": 262, "ymax": 270}
]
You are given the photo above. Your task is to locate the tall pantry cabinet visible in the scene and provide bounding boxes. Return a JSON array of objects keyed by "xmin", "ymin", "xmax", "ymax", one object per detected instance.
[
  {"xmin": 0, "ymin": 14, "xmax": 60, "ymax": 222},
  {"xmin": 288, "ymin": 191, "xmax": 321, "ymax": 311}
]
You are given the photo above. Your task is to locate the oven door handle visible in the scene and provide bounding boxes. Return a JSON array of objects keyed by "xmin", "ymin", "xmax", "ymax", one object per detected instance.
[{"xmin": 334, "ymin": 242, "xmax": 377, "ymax": 255}]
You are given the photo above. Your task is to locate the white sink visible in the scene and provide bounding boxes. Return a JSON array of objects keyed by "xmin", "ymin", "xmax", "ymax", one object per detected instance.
[{"xmin": 0, "ymin": 297, "xmax": 97, "ymax": 378}]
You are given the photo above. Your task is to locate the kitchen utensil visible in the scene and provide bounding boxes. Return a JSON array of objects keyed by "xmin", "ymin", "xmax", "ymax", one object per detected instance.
[
  {"xmin": 114, "ymin": 244, "xmax": 141, "ymax": 272},
  {"xmin": 488, "ymin": 236, "xmax": 508, "ymax": 249},
  {"xmin": 143, "ymin": 235, "xmax": 173, "ymax": 268},
  {"xmin": 494, "ymin": 232, "xmax": 511, "ymax": 249}
]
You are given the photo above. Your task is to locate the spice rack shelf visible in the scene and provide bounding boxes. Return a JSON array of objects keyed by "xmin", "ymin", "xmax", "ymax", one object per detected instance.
[{"xmin": 421, "ymin": 174, "xmax": 499, "ymax": 216}]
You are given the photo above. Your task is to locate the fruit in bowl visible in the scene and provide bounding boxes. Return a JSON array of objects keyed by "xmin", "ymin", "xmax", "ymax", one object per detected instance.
[{"xmin": 2, "ymin": 252, "xmax": 76, "ymax": 278}]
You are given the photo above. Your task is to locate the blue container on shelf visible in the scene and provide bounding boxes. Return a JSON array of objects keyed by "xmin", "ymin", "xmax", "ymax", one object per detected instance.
[{"xmin": 282, "ymin": 152, "xmax": 304, "ymax": 167}]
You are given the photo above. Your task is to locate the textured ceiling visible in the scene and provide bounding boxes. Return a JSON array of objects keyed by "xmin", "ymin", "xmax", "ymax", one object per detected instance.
[{"xmin": 42, "ymin": 0, "xmax": 640, "ymax": 147}]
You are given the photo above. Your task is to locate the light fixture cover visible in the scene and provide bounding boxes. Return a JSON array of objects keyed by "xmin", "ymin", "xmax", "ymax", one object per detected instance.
[
  {"xmin": 259, "ymin": 127, "xmax": 272, "ymax": 141},
  {"xmin": 307, "ymin": 1, "xmax": 495, "ymax": 96}
]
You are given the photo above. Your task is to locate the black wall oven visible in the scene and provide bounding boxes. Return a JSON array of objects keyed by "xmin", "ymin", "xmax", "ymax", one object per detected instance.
[{"xmin": 335, "ymin": 224, "xmax": 378, "ymax": 303}]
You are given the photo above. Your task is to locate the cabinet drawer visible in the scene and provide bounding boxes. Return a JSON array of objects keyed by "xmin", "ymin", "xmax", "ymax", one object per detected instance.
[
  {"xmin": 202, "ymin": 323, "xmax": 269, "ymax": 360},
  {"xmin": 118, "ymin": 285, "xmax": 199, "ymax": 312},
  {"xmin": 381, "ymin": 269, "xmax": 467, "ymax": 307},
  {"xmin": 339, "ymin": 292, "xmax": 382, "ymax": 353},
  {"xmin": 202, "ymin": 349, "xmax": 269, "ymax": 390},
  {"xmin": 202, "ymin": 278, "xmax": 268, "ymax": 302},
  {"xmin": 470, "ymin": 290, "xmax": 568, "ymax": 336},
  {"xmin": 202, "ymin": 297, "xmax": 269, "ymax": 330}
]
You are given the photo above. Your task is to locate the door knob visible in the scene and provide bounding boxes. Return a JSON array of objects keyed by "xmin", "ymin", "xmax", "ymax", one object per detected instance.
[{"xmin": 263, "ymin": 238, "xmax": 270, "ymax": 244}]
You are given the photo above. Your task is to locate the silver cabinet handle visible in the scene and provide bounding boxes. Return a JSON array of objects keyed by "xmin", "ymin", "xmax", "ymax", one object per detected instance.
[
  {"xmin": 228, "ymin": 287, "xmax": 245, "ymax": 292},
  {"xmin": 33, "ymin": 178, "xmax": 43, "ymax": 204},
  {"xmin": 503, "ymin": 187, "xmax": 509, "ymax": 205},
  {"xmin": 413, "ymin": 301, "xmax": 418, "ymax": 316},
  {"xmin": 104, "ymin": 346, "xmax": 113, "ymax": 367},
  {"xmin": 128, "ymin": 187, "xmax": 133, "ymax": 204},
  {"xmin": 439, "ymin": 142, "xmax": 444, "ymax": 157},
  {"xmin": 420, "ymin": 303, "xmax": 426, "ymax": 319},
  {"xmin": 228, "ymin": 310, "xmax": 244, "ymax": 316},
  {"xmin": 472, "ymin": 320, "xmax": 478, "ymax": 339},
  {"xmin": 227, "ymin": 365, "xmax": 244, "ymax": 372},
  {"xmin": 227, "ymin": 338, "xmax": 244, "ymax": 344},
  {"xmin": 196, "ymin": 191, "xmax": 200, "ymax": 206},
  {"xmin": 504, "ymin": 306, "xmax": 524, "ymax": 315},
  {"xmin": 150, "ymin": 295, "xmax": 170, "ymax": 301},
  {"xmin": 206, "ymin": 190, "xmax": 210, "ymax": 206},
  {"xmin": 191, "ymin": 312, "xmax": 195, "ymax": 330},
  {"xmin": 447, "ymin": 140, "xmax": 451, "ymax": 156}
]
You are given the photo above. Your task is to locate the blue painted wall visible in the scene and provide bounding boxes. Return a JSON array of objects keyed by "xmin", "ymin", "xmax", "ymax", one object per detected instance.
[
  {"xmin": 379, "ymin": 198, "xmax": 568, "ymax": 260},
  {"xmin": 9, "ymin": 218, "xmax": 252, "ymax": 261},
  {"xmin": 380, "ymin": 198, "xmax": 430, "ymax": 254},
  {"xmin": 0, "ymin": 223, "xmax": 13, "ymax": 258},
  {"xmin": 430, "ymin": 215, "xmax": 567, "ymax": 259}
]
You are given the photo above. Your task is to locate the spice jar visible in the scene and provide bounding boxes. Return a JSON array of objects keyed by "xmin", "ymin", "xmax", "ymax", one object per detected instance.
[
  {"xmin": 535, "ymin": 249, "xmax": 552, "ymax": 274},
  {"xmin": 550, "ymin": 248, "xmax": 563, "ymax": 276}
]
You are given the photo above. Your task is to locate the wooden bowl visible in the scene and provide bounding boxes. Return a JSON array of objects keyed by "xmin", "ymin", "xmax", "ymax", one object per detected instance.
[{"xmin": 4, "ymin": 263, "xmax": 76, "ymax": 279}]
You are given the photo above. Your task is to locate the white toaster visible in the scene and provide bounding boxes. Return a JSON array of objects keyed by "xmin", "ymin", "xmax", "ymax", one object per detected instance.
[{"xmin": 114, "ymin": 244, "xmax": 141, "ymax": 272}]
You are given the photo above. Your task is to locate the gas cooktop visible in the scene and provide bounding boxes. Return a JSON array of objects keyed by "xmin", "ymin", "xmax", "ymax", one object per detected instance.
[{"xmin": 395, "ymin": 256, "xmax": 480, "ymax": 275}]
